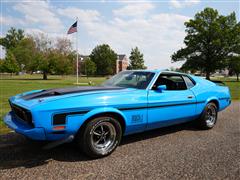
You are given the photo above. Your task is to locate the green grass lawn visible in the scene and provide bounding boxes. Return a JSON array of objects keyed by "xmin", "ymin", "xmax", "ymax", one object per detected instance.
[
  {"xmin": 0, "ymin": 74, "xmax": 239, "ymax": 134},
  {"xmin": 222, "ymin": 81, "xmax": 240, "ymax": 100}
]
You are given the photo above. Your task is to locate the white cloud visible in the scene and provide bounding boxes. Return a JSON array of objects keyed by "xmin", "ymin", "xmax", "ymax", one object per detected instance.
[
  {"xmin": 56, "ymin": 3, "xmax": 188, "ymax": 69},
  {"xmin": 57, "ymin": 7, "xmax": 101, "ymax": 23},
  {"xmin": 25, "ymin": 28, "xmax": 71, "ymax": 45},
  {"xmin": 184, "ymin": 0, "xmax": 201, "ymax": 6},
  {"xmin": 170, "ymin": 0, "xmax": 201, "ymax": 9},
  {"xmin": 13, "ymin": 0, "xmax": 63, "ymax": 32},
  {"xmin": 80, "ymin": 13, "xmax": 190, "ymax": 69},
  {"xmin": 25, "ymin": 28, "xmax": 45, "ymax": 35},
  {"xmin": 169, "ymin": 0, "xmax": 182, "ymax": 8},
  {"xmin": 113, "ymin": 2, "xmax": 155, "ymax": 17},
  {"xmin": 0, "ymin": 16, "xmax": 26, "ymax": 26}
]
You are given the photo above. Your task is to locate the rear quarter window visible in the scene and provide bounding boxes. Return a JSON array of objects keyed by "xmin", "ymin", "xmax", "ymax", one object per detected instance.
[{"xmin": 182, "ymin": 76, "xmax": 195, "ymax": 89}]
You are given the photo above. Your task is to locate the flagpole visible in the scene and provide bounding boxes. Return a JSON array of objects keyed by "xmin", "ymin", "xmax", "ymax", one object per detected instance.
[{"xmin": 76, "ymin": 17, "xmax": 79, "ymax": 84}]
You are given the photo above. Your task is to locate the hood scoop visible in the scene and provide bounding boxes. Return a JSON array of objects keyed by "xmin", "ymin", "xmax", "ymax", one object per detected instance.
[{"xmin": 22, "ymin": 86, "xmax": 126, "ymax": 100}]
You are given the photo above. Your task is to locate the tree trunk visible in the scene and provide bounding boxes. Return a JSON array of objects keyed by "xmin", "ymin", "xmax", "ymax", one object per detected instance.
[
  {"xmin": 43, "ymin": 72, "xmax": 47, "ymax": 80},
  {"xmin": 206, "ymin": 71, "xmax": 210, "ymax": 80}
]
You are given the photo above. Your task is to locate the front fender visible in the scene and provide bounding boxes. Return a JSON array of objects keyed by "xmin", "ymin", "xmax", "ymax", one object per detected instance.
[
  {"xmin": 82, "ymin": 107, "xmax": 127, "ymax": 123},
  {"xmin": 63, "ymin": 107, "xmax": 127, "ymax": 137}
]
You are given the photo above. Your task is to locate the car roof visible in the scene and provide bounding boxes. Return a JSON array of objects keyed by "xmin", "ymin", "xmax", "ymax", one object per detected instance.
[
  {"xmin": 127, "ymin": 69, "xmax": 187, "ymax": 75},
  {"xmin": 124, "ymin": 69, "xmax": 160, "ymax": 73}
]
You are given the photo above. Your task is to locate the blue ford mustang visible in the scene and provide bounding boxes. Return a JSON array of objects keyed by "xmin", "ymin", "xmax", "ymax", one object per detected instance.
[{"xmin": 4, "ymin": 70, "xmax": 231, "ymax": 157}]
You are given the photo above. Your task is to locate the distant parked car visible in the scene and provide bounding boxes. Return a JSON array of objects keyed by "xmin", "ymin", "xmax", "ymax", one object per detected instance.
[
  {"xmin": 33, "ymin": 70, "xmax": 42, "ymax": 74},
  {"xmin": 4, "ymin": 70, "xmax": 231, "ymax": 157}
]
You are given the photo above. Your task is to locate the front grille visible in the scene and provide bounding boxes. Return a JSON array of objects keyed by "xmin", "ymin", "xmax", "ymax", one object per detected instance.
[{"xmin": 10, "ymin": 103, "xmax": 33, "ymax": 127}]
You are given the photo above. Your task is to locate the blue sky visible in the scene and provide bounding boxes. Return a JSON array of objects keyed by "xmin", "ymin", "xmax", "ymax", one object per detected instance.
[{"xmin": 1, "ymin": 0, "xmax": 239, "ymax": 69}]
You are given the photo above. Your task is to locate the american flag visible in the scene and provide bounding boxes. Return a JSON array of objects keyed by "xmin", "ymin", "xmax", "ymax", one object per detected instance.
[{"xmin": 67, "ymin": 21, "xmax": 77, "ymax": 34}]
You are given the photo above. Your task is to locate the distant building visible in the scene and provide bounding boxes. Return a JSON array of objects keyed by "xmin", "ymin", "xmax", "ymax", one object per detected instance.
[
  {"xmin": 115, "ymin": 54, "xmax": 129, "ymax": 74},
  {"xmin": 79, "ymin": 55, "xmax": 89, "ymax": 61}
]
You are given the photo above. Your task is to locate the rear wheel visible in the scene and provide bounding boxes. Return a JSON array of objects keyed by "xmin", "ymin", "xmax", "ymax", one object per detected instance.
[
  {"xmin": 76, "ymin": 116, "xmax": 122, "ymax": 158},
  {"xmin": 197, "ymin": 102, "xmax": 218, "ymax": 129}
]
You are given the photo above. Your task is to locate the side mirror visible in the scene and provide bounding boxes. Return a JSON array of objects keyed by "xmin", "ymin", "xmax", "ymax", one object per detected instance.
[{"xmin": 157, "ymin": 85, "xmax": 167, "ymax": 92}]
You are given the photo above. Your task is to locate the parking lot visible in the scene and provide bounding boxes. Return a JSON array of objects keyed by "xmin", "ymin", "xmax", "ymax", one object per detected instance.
[{"xmin": 0, "ymin": 101, "xmax": 239, "ymax": 179}]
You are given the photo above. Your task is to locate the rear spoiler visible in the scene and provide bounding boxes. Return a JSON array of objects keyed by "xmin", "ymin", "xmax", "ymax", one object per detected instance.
[{"xmin": 210, "ymin": 80, "xmax": 225, "ymax": 86}]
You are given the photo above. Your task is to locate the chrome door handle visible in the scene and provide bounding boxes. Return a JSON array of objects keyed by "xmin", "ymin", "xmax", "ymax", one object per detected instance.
[{"xmin": 187, "ymin": 95, "xmax": 194, "ymax": 99}]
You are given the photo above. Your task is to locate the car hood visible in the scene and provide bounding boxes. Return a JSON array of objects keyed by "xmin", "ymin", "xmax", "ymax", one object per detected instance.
[
  {"xmin": 10, "ymin": 86, "xmax": 137, "ymax": 109},
  {"xmin": 21, "ymin": 86, "xmax": 126, "ymax": 100}
]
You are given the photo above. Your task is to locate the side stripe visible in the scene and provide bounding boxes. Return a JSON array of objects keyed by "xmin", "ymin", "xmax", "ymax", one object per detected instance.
[
  {"xmin": 219, "ymin": 97, "xmax": 230, "ymax": 100},
  {"xmin": 52, "ymin": 101, "xmax": 206, "ymax": 122},
  {"xmin": 118, "ymin": 101, "xmax": 205, "ymax": 111}
]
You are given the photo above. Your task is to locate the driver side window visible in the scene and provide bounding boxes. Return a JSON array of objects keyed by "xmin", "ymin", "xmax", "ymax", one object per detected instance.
[{"xmin": 152, "ymin": 74, "xmax": 187, "ymax": 90}]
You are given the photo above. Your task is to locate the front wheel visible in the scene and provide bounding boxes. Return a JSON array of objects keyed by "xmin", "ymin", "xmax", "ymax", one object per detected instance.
[
  {"xmin": 76, "ymin": 116, "xmax": 122, "ymax": 158},
  {"xmin": 197, "ymin": 102, "xmax": 218, "ymax": 129}
]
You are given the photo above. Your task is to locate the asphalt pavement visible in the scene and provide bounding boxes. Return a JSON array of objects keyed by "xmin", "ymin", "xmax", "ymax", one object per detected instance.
[{"xmin": 0, "ymin": 101, "xmax": 239, "ymax": 179}]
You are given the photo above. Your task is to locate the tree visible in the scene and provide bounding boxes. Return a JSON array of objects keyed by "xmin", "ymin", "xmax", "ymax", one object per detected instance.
[
  {"xmin": 168, "ymin": 66, "xmax": 182, "ymax": 72},
  {"xmin": 228, "ymin": 22, "xmax": 240, "ymax": 81},
  {"xmin": 90, "ymin": 44, "xmax": 117, "ymax": 75},
  {"xmin": 50, "ymin": 51, "xmax": 73, "ymax": 75},
  {"xmin": 128, "ymin": 47, "xmax": 146, "ymax": 70},
  {"xmin": 38, "ymin": 53, "xmax": 56, "ymax": 80},
  {"xmin": 1, "ymin": 28, "xmax": 75, "ymax": 78},
  {"xmin": 2, "ymin": 51, "xmax": 19, "ymax": 73},
  {"xmin": 84, "ymin": 58, "xmax": 96, "ymax": 77},
  {"xmin": 0, "ymin": 59, "xmax": 4, "ymax": 72},
  {"xmin": 11, "ymin": 37, "xmax": 36, "ymax": 71},
  {"xmin": 31, "ymin": 33, "xmax": 54, "ymax": 80},
  {"xmin": 55, "ymin": 37, "xmax": 72, "ymax": 55},
  {"xmin": 229, "ymin": 56, "xmax": 240, "ymax": 81},
  {"xmin": 171, "ymin": 8, "xmax": 239, "ymax": 80},
  {"xmin": 53, "ymin": 37, "xmax": 74, "ymax": 75},
  {"xmin": 0, "ymin": 27, "xmax": 24, "ymax": 50}
]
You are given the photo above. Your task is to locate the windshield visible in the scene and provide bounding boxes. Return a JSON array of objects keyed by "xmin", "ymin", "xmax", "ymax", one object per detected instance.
[{"xmin": 103, "ymin": 71, "xmax": 155, "ymax": 89}]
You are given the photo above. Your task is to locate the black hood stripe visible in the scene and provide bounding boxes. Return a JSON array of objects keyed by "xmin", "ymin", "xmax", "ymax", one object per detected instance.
[{"xmin": 22, "ymin": 86, "xmax": 126, "ymax": 100}]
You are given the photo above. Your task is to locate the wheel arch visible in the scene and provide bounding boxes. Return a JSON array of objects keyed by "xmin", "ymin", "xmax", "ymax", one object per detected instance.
[
  {"xmin": 206, "ymin": 98, "xmax": 219, "ymax": 110},
  {"xmin": 78, "ymin": 108, "xmax": 127, "ymax": 135}
]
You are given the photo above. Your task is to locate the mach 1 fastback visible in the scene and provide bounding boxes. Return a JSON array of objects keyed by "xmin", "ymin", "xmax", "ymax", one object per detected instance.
[{"xmin": 4, "ymin": 70, "xmax": 231, "ymax": 157}]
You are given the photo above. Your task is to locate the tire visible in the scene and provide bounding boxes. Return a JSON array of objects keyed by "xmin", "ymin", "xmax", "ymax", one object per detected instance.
[
  {"xmin": 76, "ymin": 116, "xmax": 122, "ymax": 158},
  {"xmin": 197, "ymin": 102, "xmax": 218, "ymax": 129}
]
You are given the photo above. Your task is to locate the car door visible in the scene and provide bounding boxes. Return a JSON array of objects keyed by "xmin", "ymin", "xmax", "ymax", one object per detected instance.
[{"xmin": 147, "ymin": 73, "xmax": 196, "ymax": 130}]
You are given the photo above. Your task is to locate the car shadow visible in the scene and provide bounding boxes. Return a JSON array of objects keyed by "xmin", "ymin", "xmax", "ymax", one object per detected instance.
[
  {"xmin": 121, "ymin": 121, "xmax": 199, "ymax": 146},
  {"xmin": 0, "ymin": 121, "xmax": 199, "ymax": 170}
]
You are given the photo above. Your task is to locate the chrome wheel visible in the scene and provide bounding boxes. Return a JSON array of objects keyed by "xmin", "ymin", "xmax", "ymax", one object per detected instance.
[
  {"xmin": 90, "ymin": 121, "xmax": 117, "ymax": 154},
  {"xmin": 205, "ymin": 105, "xmax": 217, "ymax": 127}
]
